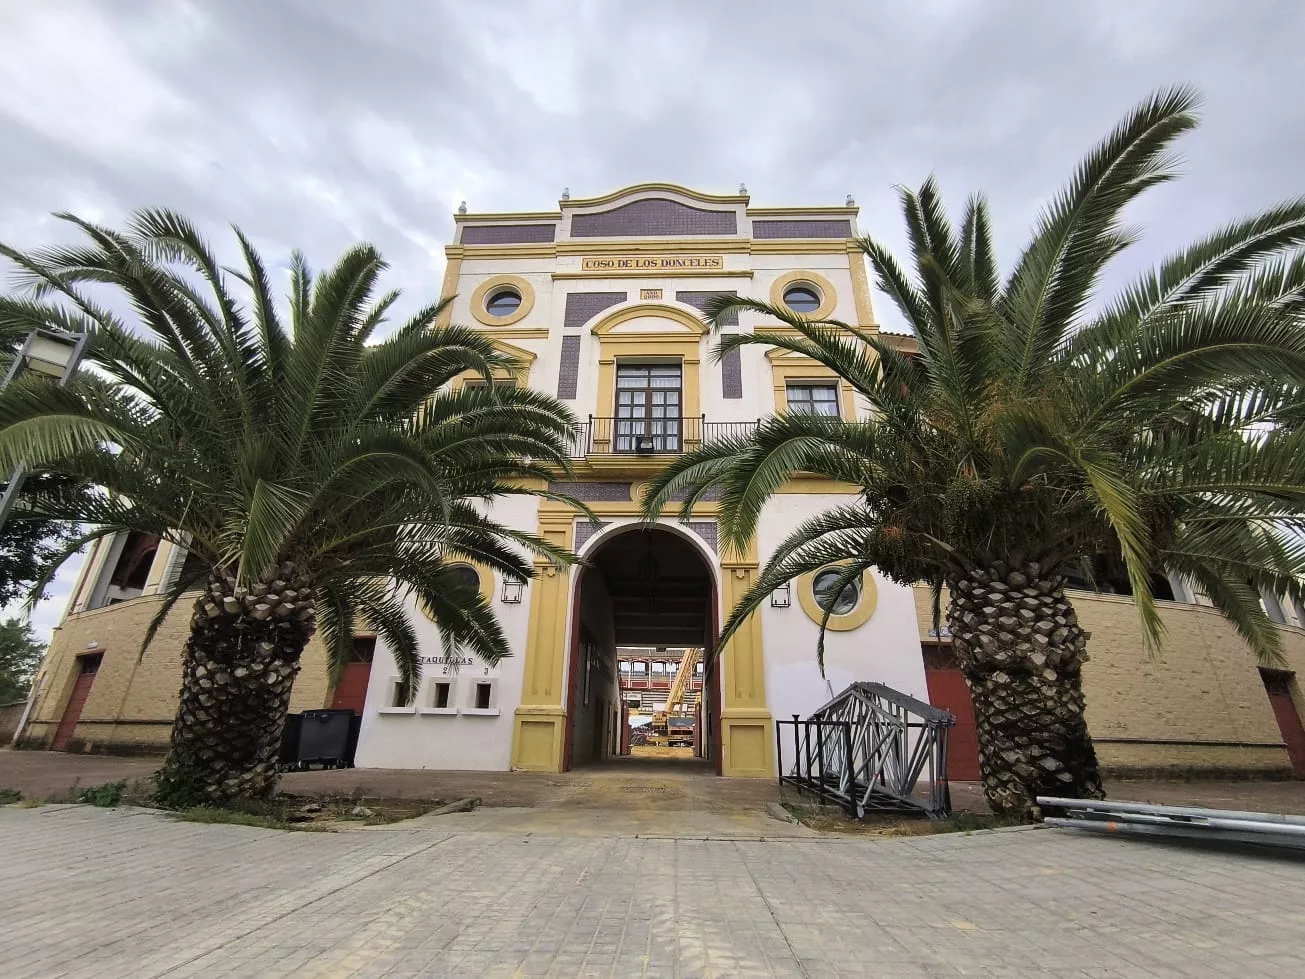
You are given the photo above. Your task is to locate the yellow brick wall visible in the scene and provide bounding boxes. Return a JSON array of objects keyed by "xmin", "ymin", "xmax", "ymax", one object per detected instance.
[
  {"xmin": 912, "ymin": 584, "xmax": 1304, "ymax": 777},
  {"xmin": 21, "ymin": 594, "xmax": 335, "ymax": 753}
]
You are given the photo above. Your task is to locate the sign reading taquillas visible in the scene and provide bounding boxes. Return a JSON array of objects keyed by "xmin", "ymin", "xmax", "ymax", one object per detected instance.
[{"xmin": 580, "ymin": 255, "xmax": 723, "ymax": 272}]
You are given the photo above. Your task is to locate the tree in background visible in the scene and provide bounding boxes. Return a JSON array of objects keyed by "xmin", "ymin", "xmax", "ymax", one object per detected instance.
[
  {"xmin": 0, "ymin": 617, "xmax": 44, "ymax": 703},
  {"xmin": 644, "ymin": 87, "xmax": 1305, "ymax": 817},
  {"xmin": 0, "ymin": 212, "xmax": 582, "ymax": 805}
]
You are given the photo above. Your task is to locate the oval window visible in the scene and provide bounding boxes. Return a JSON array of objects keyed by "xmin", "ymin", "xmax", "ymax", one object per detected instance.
[
  {"xmin": 812, "ymin": 568, "xmax": 859, "ymax": 615},
  {"xmin": 485, "ymin": 288, "xmax": 522, "ymax": 317},
  {"xmin": 447, "ymin": 563, "xmax": 481, "ymax": 597},
  {"xmin": 783, "ymin": 285, "xmax": 821, "ymax": 314}
]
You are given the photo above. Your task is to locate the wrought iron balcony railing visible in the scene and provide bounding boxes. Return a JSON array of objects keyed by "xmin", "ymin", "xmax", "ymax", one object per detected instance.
[{"xmin": 568, "ymin": 416, "xmax": 760, "ymax": 458}]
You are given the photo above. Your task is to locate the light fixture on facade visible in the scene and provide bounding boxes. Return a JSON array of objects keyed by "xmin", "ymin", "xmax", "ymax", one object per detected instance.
[
  {"xmin": 771, "ymin": 582, "xmax": 791, "ymax": 608},
  {"xmin": 636, "ymin": 435, "xmax": 655, "ymax": 454},
  {"xmin": 501, "ymin": 576, "xmax": 525, "ymax": 604}
]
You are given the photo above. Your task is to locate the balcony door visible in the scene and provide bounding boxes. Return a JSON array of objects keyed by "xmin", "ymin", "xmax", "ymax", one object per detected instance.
[{"xmin": 616, "ymin": 363, "xmax": 682, "ymax": 452}]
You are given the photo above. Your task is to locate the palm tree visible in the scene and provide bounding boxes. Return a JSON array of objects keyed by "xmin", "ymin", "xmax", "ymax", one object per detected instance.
[
  {"xmin": 0, "ymin": 211, "xmax": 580, "ymax": 806},
  {"xmin": 643, "ymin": 88, "xmax": 1305, "ymax": 817}
]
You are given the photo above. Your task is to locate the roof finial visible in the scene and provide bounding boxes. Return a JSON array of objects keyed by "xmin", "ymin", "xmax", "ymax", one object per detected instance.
[
  {"xmin": 845, "ymin": 194, "xmax": 856, "ymax": 207},
  {"xmin": 738, "ymin": 182, "xmax": 748, "ymax": 195},
  {"xmin": 457, "ymin": 200, "xmax": 467, "ymax": 214},
  {"xmin": 561, "ymin": 187, "xmax": 570, "ymax": 201}
]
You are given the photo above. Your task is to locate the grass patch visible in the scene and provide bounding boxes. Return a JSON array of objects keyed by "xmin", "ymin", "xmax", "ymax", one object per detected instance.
[
  {"xmin": 74, "ymin": 781, "xmax": 126, "ymax": 807},
  {"xmin": 0, "ymin": 787, "xmax": 22, "ymax": 805},
  {"xmin": 168, "ymin": 793, "xmax": 444, "ymax": 832}
]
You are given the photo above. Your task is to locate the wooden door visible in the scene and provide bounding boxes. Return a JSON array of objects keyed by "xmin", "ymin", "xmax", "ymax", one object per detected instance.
[
  {"xmin": 1262, "ymin": 671, "xmax": 1305, "ymax": 778},
  {"xmin": 922, "ymin": 644, "xmax": 982, "ymax": 782},
  {"xmin": 53, "ymin": 654, "xmax": 102, "ymax": 751},
  {"xmin": 329, "ymin": 637, "xmax": 375, "ymax": 714}
]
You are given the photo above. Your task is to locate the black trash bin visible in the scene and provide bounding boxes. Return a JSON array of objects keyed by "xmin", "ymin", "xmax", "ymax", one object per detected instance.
[
  {"xmin": 279, "ymin": 713, "xmax": 303, "ymax": 771},
  {"xmin": 297, "ymin": 709, "xmax": 355, "ymax": 768}
]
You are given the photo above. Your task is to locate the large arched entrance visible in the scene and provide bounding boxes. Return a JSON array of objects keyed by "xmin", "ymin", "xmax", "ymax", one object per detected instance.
[{"xmin": 564, "ymin": 524, "xmax": 721, "ymax": 774}]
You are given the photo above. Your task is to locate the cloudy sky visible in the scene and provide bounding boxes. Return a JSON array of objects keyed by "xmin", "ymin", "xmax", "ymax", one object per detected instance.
[{"xmin": 1, "ymin": 0, "xmax": 1302, "ymax": 640}]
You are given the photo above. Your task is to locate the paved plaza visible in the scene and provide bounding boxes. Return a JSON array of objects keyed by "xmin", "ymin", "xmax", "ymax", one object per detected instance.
[{"xmin": 3, "ymin": 802, "xmax": 1305, "ymax": 978}]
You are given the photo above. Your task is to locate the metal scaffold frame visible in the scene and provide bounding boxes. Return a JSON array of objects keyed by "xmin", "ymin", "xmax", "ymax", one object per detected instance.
[{"xmin": 777, "ymin": 682, "xmax": 955, "ymax": 819}]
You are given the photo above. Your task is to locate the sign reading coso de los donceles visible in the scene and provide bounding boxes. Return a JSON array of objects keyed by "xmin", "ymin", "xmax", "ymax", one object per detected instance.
[{"xmin": 580, "ymin": 255, "xmax": 724, "ymax": 272}]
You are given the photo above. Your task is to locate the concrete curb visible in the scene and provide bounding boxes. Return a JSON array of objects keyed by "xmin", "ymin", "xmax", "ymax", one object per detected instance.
[{"xmin": 426, "ymin": 797, "xmax": 479, "ymax": 816}]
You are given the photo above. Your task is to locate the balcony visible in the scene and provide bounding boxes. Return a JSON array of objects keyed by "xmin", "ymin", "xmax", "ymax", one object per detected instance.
[{"xmin": 568, "ymin": 416, "xmax": 759, "ymax": 458}]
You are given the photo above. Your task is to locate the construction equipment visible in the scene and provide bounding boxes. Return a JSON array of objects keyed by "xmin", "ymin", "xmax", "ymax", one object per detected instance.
[
  {"xmin": 777, "ymin": 682, "xmax": 954, "ymax": 819},
  {"xmin": 1038, "ymin": 797, "xmax": 1305, "ymax": 850},
  {"xmin": 648, "ymin": 648, "xmax": 700, "ymax": 747}
]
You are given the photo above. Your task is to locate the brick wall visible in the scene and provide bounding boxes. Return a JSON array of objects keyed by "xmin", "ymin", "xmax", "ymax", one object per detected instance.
[
  {"xmin": 21, "ymin": 595, "xmax": 334, "ymax": 754},
  {"xmin": 911, "ymin": 584, "xmax": 1304, "ymax": 777}
]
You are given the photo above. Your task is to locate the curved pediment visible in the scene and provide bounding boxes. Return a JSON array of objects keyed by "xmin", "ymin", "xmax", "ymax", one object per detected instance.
[
  {"xmin": 563, "ymin": 182, "xmax": 747, "ymax": 209},
  {"xmin": 590, "ymin": 303, "xmax": 710, "ymax": 337}
]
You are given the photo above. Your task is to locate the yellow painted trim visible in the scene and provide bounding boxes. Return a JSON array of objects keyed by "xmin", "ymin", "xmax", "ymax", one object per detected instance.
[
  {"xmin": 747, "ymin": 205, "xmax": 858, "ymax": 217},
  {"xmin": 510, "ymin": 513, "xmax": 575, "ymax": 771},
  {"xmin": 469, "ymin": 274, "xmax": 536, "ymax": 327},
  {"xmin": 770, "ymin": 269, "xmax": 838, "ymax": 320},
  {"xmin": 590, "ymin": 303, "xmax": 709, "ymax": 337},
  {"xmin": 563, "ymin": 182, "xmax": 747, "ymax": 208},
  {"xmin": 474, "ymin": 327, "xmax": 550, "ymax": 340},
  {"xmin": 450, "ymin": 338, "xmax": 537, "ymax": 391},
  {"xmin": 719, "ymin": 535, "xmax": 774, "ymax": 777},
  {"xmin": 436, "ymin": 254, "xmax": 462, "ymax": 327},
  {"xmin": 797, "ymin": 566, "xmax": 878, "ymax": 631},
  {"xmin": 455, "ymin": 211, "xmax": 561, "ymax": 222},
  {"xmin": 776, "ymin": 478, "xmax": 862, "ymax": 494},
  {"xmin": 847, "ymin": 248, "xmax": 878, "ymax": 327},
  {"xmin": 452, "ymin": 240, "xmax": 865, "ymax": 260},
  {"xmin": 559, "ymin": 238, "xmax": 745, "ymax": 256},
  {"xmin": 750, "ymin": 240, "xmax": 849, "ymax": 254},
  {"xmin": 554, "ymin": 269, "xmax": 753, "ymax": 280},
  {"xmin": 450, "ymin": 243, "xmax": 555, "ymax": 260},
  {"xmin": 590, "ymin": 304, "xmax": 706, "ymax": 450},
  {"xmin": 767, "ymin": 351, "xmax": 857, "ymax": 420}
]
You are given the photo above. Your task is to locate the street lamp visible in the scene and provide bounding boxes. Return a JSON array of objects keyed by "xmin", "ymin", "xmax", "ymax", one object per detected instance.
[{"xmin": 0, "ymin": 327, "xmax": 88, "ymax": 529}]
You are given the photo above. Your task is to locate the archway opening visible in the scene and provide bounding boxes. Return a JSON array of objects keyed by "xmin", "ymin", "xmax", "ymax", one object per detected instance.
[{"xmin": 565, "ymin": 525, "xmax": 720, "ymax": 774}]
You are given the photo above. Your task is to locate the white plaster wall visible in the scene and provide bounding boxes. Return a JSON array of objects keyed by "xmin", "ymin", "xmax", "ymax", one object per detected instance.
[
  {"xmin": 353, "ymin": 495, "xmax": 539, "ymax": 771},
  {"xmin": 756, "ymin": 494, "xmax": 929, "ymax": 726}
]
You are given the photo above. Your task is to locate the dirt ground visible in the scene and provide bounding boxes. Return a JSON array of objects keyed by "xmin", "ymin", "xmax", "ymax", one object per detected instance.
[{"xmin": 5, "ymin": 748, "xmax": 1305, "ymax": 817}]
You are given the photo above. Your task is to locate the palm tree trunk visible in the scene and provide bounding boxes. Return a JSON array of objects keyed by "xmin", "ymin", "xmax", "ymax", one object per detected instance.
[
  {"xmin": 154, "ymin": 564, "xmax": 317, "ymax": 808},
  {"xmin": 946, "ymin": 560, "xmax": 1103, "ymax": 819}
]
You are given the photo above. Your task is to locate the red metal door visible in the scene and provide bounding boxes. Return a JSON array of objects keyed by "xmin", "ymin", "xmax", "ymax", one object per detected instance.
[
  {"xmin": 923, "ymin": 651, "xmax": 982, "ymax": 782},
  {"xmin": 330, "ymin": 662, "xmax": 372, "ymax": 714},
  {"xmin": 1262, "ymin": 672, "xmax": 1305, "ymax": 778},
  {"xmin": 53, "ymin": 654, "xmax": 102, "ymax": 751}
]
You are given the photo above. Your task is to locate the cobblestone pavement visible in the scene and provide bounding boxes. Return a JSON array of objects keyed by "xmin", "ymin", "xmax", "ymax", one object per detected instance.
[{"xmin": 4, "ymin": 805, "xmax": 1305, "ymax": 978}]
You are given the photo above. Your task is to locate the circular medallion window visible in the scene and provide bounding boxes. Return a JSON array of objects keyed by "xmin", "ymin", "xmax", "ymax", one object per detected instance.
[
  {"xmin": 782, "ymin": 284, "xmax": 822, "ymax": 314},
  {"xmin": 447, "ymin": 563, "xmax": 481, "ymax": 596},
  {"xmin": 485, "ymin": 288, "xmax": 522, "ymax": 318},
  {"xmin": 420, "ymin": 560, "xmax": 494, "ymax": 620},
  {"xmin": 470, "ymin": 274, "xmax": 535, "ymax": 326},
  {"xmin": 797, "ymin": 565, "xmax": 878, "ymax": 631},
  {"xmin": 812, "ymin": 568, "xmax": 859, "ymax": 615},
  {"xmin": 769, "ymin": 270, "xmax": 838, "ymax": 320}
]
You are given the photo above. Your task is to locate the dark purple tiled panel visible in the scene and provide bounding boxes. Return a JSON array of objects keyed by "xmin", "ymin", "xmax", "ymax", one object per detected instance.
[
  {"xmin": 752, "ymin": 219, "xmax": 853, "ymax": 239},
  {"xmin": 557, "ymin": 336, "xmax": 581, "ymax": 399},
  {"xmin": 549, "ymin": 482, "xmax": 632, "ymax": 502},
  {"xmin": 564, "ymin": 292, "xmax": 626, "ymax": 328},
  {"xmin": 687, "ymin": 522, "xmax": 718, "ymax": 552},
  {"xmin": 571, "ymin": 199, "xmax": 737, "ymax": 237},
  {"xmin": 574, "ymin": 521, "xmax": 610, "ymax": 548},
  {"xmin": 676, "ymin": 290, "xmax": 738, "ymax": 327},
  {"xmin": 721, "ymin": 347, "xmax": 742, "ymax": 399},
  {"xmin": 461, "ymin": 224, "xmax": 557, "ymax": 244}
]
